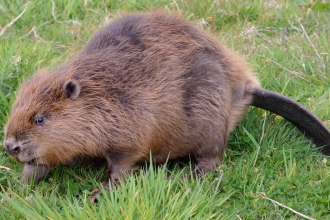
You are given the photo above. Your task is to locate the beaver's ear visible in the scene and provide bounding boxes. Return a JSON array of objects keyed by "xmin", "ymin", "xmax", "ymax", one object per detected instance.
[{"xmin": 62, "ymin": 79, "xmax": 81, "ymax": 99}]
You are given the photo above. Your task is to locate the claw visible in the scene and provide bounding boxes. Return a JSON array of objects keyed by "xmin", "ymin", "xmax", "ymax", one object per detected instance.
[{"xmin": 90, "ymin": 182, "xmax": 110, "ymax": 203}]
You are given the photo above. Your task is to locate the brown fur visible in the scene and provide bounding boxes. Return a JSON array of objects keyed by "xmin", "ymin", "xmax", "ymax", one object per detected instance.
[{"xmin": 4, "ymin": 12, "xmax": 260, "ymax": 193}]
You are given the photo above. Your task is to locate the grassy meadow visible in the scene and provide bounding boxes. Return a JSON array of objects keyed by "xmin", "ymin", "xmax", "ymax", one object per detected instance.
[{"xmin": 0, "ymin": 0, "xmax": 330, "ymax": 219}]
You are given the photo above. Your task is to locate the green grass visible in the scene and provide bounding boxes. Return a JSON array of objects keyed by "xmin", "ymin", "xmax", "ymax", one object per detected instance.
[{"xmin": 1, "ymin": 0, "xmax": 329, "ymax": 219}]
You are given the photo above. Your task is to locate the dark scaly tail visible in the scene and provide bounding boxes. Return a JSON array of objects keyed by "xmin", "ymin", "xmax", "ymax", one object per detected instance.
[{"xmin": 251, "ymin": 88, "xmax": 330, "ymax": 155}]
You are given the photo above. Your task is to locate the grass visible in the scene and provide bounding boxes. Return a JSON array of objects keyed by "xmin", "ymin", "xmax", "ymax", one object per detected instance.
[{"xmin": 0, "ymin": 0, "xmax": 329, "ymax": 219}]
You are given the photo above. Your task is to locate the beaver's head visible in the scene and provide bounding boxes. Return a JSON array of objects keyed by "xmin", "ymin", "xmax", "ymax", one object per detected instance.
[{"xmin": 3, "ymin": 69, "xmax": 104, "ymax": 168}]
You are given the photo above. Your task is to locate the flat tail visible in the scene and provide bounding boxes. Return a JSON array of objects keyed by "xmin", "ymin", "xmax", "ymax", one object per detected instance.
[{"xmin": 251, "ymin": 88, "xmax": 330, "ymax": 155}]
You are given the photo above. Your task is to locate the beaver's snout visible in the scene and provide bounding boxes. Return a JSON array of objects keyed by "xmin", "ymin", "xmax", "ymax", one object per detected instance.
[{"xmin": 4, "ymin": 140, "xmax": 21, "ymax": 155}]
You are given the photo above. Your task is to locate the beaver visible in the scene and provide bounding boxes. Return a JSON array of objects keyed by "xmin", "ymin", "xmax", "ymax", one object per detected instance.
[{"xmin": 3, "ymin": 12, "xmax": 330, "ymax": 201}]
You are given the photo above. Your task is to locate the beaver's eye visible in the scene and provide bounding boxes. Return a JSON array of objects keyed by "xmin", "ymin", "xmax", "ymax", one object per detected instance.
[{"xmin": 36, "ymin": 117, "xmax": 45, "ymax": 125}]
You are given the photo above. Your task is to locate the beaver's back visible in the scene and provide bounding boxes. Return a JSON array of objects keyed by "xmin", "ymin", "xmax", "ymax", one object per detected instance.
[
  {"xmin": 62, "ymin": 13, "xmax": 235, "ymax": 162},
  {"xmin": 68, "ymin": 13, "xmax": 259, "ymax": 161}
]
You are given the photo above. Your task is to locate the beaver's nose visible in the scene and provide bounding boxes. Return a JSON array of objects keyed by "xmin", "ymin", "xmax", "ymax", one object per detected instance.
[{"xmin": 4, "ymin": 141, "xmax": 21, "ymax": 155}]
